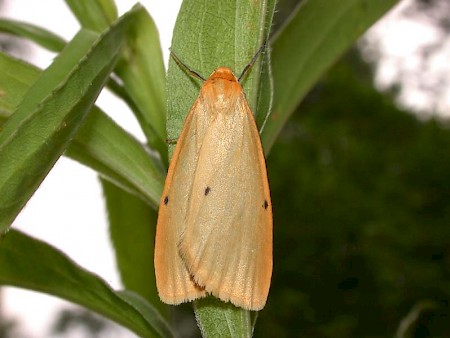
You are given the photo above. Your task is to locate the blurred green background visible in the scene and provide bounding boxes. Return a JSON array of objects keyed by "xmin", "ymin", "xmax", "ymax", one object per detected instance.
[
  {"xmin": 256, "ymin": 1, "xmax": 450, "ymax": 336},
  {"xmin": 258, "ymin": 49, "xmax": 450, "ymax": 337}
]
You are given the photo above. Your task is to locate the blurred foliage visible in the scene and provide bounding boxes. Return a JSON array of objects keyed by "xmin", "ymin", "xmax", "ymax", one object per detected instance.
[
  {"xmin": 0, "ymin": 320, "xmax": 18, "ymax": 338},
  {"xmin": 255, "ymin": 49, "xmax": 450, "ymax": 337},
  {"xmin": 0, "ymin": 0, "xmax": 30, "ymax": 60},
  {"xmin": 50, "ymin": 307, "xmax": 116, "ymax": 338},
  {"xmin": 407, "ymin": 0, "xmax": 450, "ymax": 32},
  {"xmin": 271, "ymin": 0, "xmax": 302, "ymax": 34},
  {"xmin": 361, "ymin": 0, "xmax": 450, "ymax": 118},
  {"xmin": 0, "ymin": 314, "xmax": 24, "ymax": 338}
]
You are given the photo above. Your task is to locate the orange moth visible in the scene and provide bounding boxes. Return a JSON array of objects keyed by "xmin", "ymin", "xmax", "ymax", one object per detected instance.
[{"xmin": 154, "ymin": 47, "xmax": 272, "ymax": 311}]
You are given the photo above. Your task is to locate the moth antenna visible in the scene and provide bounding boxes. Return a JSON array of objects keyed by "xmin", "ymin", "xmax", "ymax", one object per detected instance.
[
  {"xmin": 170, "ymin": 48, "xmax": 207, "ymax": 82},
  {"xmin": 238, "ymin": 42, "xmax": 267, "ymax": 82}
]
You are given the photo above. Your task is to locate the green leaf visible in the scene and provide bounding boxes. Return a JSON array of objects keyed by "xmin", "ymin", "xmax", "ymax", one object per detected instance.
[
  {"xmin": 255, "ymin": 48, "xmax": 274, "ymax": 134},
  {"xmin": 0, "ymin": 18, "xmax": 66, "ymax": 52},
  {"xmin": 101, "ymin": 179, "xmax": 164, "ymax": 313},
  {"xmin": 65, "ymin": 0, "xmax": 118, "ymax": 32},
  {"xmin": 0, "ymin": 53, "xmax": 40, "ymax": 122},
  {"xmin": 194, "ymin": 297, "xmax": 255, "ymax": 338},
  {"xmin": 66, "ymin": 2, "xmax": 168, "ymax": 164},
  {"xmin": 0, "ymin": 52, "xmax": 164, "ymax": 208},
  {"xmin": 0, "ymin": 18, "xmax": 149, "ymax": 120},
  {"xmin": 167, "ymin": 0, "xmax": 276, "ymax": 155},
  {"xmin": 0, "ymin": 6, "xmax": 140, "ymax": 232},
  {"xmin": 117, "ymin": 290, "xmax": 171, "ymax": 337},
  {"xmin": 261, "ymin": 0, "xmax": 399, "ymax": 152},
  {"xmin": 255, "ymin": 1, "xmax": 276, "ymax": 132},
  {"xmin": 0, "ymin": 19, "xmax": 139, "ymax": 116},
  {"xmin": 167, "ymin": 0, "xmax": 276, "ymax": 336},
  {"xmin": 114, "ymin": 8, "xmax": 167, "ymax": 165},
  {"xmin": 66, "ymin": 108, "xmax": 164, "ymax": 208},
  {"xmin": 0, "ymin": 230, "xmax": 173, "ymax": 338}
]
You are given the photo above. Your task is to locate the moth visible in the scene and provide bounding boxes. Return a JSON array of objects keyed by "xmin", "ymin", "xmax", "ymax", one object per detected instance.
[{"xmin": 154, "ymin": 47, "xmax": 272, "ymax": 311}]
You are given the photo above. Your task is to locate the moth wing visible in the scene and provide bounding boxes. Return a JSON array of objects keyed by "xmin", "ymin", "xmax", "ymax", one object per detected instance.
[
  {"xmin": 179, "ymin": 93, "xmax": 272, "ymax": 311},
  {"xmin": 154, "ymin": 98, "xmax": 211, "ymax": 304}
]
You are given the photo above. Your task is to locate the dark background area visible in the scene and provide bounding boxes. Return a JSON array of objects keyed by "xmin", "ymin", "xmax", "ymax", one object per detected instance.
[
  {"xmin": 258, "ymin": 49, "xmax": 450, "ymax": 337},
  {"xmin": 255, "ymin": 1, "xmax": 450, "ymax": 336}
]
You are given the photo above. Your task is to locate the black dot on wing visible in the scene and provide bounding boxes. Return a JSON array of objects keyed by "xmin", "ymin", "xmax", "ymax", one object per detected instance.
[
  {"xmin": 263, "ymin": 200, "xmax": 269, "ymax": 209},
  {"xmin": 164, "ymin": 196, "xmax": 169, "ymax": 205},
  {"xmin": 204, "ymin": 186, "xmax": 211, "ymax": 196}
]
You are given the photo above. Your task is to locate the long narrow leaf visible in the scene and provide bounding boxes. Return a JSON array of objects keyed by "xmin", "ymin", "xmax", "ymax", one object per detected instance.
[
  {"xmin": 0, "ymin": 230, "xmax": 173, "ymax": 338},
  {"xmin": 66, "ymin": 108, "xmax": 164, "ymax": 208},
  {"xmin": 102, "ymin": 179, "xmax": 163, "ymax": 312},
  {"xmin": 0, "ymin": 51, "xmax": 163, "ymax": 209},
  {"xmin": 261, "ymin": 0, "xmax": 399, "ymax": 152},
  {"xmin": 0, "ymin": 6, "xmax": 140, "ymax": 232},
  {"xmin": 64, "ymin": 0, "xmax": 117, "ymax": 33},
  {"xmin": 194, "ymin": 297, "xmax": 253, "ymax": 338},
  {"xmin": 0, "ymin": 6, "xmax": 167, "ymax": 166},
  {"xmin": 67, "ymin": 1, "xmax": 167, "ymax": 164},
  {"xmin": 0, "ymin": 18, "xmax": 66, "ymax": 52},
  {"xmin": 0, "ymin": 19, "xmax": 147, "ymax": 121},
  {"xmin": 167, "ymin": 0, "xmax": 276, "ymax": 155},
  {"xmin": 0, "ymin": 53, "xmax": 40, "ymax": 122},
  {"xmin": 168, "ymin": 0, "xmax": 276, "ymax": 336},
  {"xmin": 114, "ymin": 8, "xmax": 167, "ymax": 165}
]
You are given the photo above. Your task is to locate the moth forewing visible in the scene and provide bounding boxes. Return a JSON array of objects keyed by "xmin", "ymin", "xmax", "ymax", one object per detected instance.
[{"xmin": 154, "ymin": 101, "xmax": 207, "ymax": 304}]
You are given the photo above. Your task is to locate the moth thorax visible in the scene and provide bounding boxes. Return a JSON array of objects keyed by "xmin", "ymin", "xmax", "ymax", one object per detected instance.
[{"xmin": 204, "ymin": 81, "xmax": 239, "ymax": 115}]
